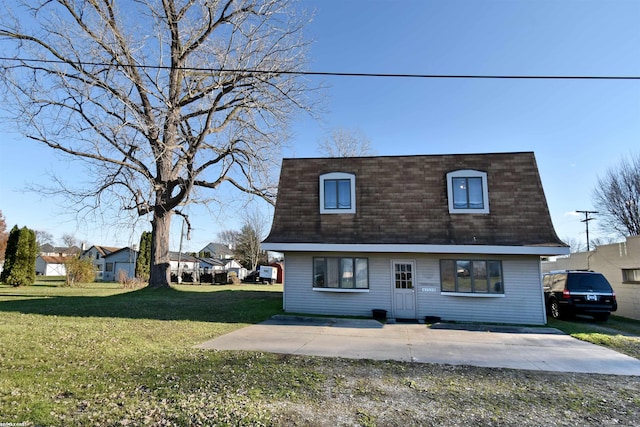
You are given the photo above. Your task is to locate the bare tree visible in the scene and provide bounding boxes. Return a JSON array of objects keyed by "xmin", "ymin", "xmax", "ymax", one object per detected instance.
[
  {"xmin": 0, "ymin": 1, "xmax": 314, "ymax": 287},
  {"xmin": 235, "ymin": 208, "xmax": 268, "ymax": 271},
  {"xmin": 61, "ymin": 233, "xmax": 79, "ymax": 248},
  {"xmin": 217, "ymin": 230, "xmax": 240, "ymax": 250},
  {"xmin": 317, "ymin": 128, "xmax": 374, "ymax": 157},
  {"xmin": 34, "ymin": 230, "xmax": 55, "ymax": 248},
  {"xmin": 561, "ymin": 236, "xmax": 585, "ymax": 254},
  {"xmin": 592, "ymin": 153, "xmax": 640, "ymax": 237}
]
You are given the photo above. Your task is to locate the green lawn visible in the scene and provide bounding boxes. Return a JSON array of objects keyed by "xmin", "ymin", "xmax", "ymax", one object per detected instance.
[{"xmin": 1, "ymin": 282, "xmax": 639, "ymax": 426}]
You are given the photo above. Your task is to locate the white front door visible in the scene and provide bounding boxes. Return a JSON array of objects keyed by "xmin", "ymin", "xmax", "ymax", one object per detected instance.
[{"xmin": 393, "ymin": 261, "xmax": 416, "ymax": 319}]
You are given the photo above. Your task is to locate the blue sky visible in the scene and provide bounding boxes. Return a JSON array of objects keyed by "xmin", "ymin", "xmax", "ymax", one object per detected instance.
[{"xmin": 1, "ymin": 0, "xmax": 639, "ymax": 252}]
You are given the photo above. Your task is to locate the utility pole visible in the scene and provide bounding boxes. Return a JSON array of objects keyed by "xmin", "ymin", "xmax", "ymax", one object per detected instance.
[{"xmin": 576, "ymin": 210, "xmax": 597, "ymax": 251}]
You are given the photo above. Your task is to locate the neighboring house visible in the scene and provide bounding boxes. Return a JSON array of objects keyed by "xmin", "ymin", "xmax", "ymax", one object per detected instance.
[
  {"xmin": 224, "ymin": 259, "xmax": 247, "ymax": 280},
  {"xmin": 35, "ymin": 245, "xmax": 81, "ymax": 276},
  {"xmin": 36, "ymin": 255, "xmax": 67, "ymax": 276},
  {"xmin": 542, "ymin": 235, "xmax": 640, "ymax": 320},
  {"xmin": 199, "ymin": 242, "xmax": 235, "ymax": 259},
  {"xmin": 82, "ymin": 245, "xmax": 137, "ymax": 282},
  {"xmin": 170, "ymin": 252, "xmax": 200, "ymax": 280},
  {"xmin": 199, "ymin": 257, "xmax": 227, "ymax": 273},
  {"xmin": 198, "ymin": 257, "xmax": 247, "ymax": 281},
  {"xmin": 39, "ymin": 244, "xmax": 81, "ymax": 257},
  {"xmin": 262, "ymin": 152, "xmax": 569, "ymax": 325}
]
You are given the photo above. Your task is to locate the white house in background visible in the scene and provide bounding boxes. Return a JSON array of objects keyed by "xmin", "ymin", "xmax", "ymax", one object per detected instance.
[
  {"xmin": 82, "ymin": 245, "xmax": 137, "ymax": 282},
  {"xmin": 170, "ymin": 252, "xmax": 200, "ymax": 280},
  {"xmin": 224, "ymin": 259, "xmax": 247, "ymax": 280},
  {"xmin": 36, "ymin": 255, "xmax": 67, "ymax": 276},
  {"xmin": 199, "ymin": 242, "xmax": 235, "ymax": 259},
  {"xmin": 198, "ymin": 257, "xmax": 226, "ymax": 273},
  {"xmin": 262, "ymin": 152, "xmax": 569, "ymax": 325},
  {"xmin": 35, "ymin": 245, "xmax": 82, "ymax": 276}
]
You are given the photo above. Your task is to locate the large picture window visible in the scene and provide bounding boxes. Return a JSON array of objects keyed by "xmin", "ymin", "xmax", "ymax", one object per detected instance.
[
  {"xmin": 440, "ymin": 259, "xmax": 503, "ymax": 294},
  {"xmin": 319, "ymin": 172, "xmax": 356, "ymax": 214},
  {"xmin": 446, "ymin": 170, "xmax": 489, "ymax": 214},
  {"xmin": 314, "ymin": 257, "xmax": 369, "ymax": 289}
]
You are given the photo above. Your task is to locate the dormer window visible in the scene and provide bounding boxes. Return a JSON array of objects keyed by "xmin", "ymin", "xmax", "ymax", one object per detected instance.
[
  {"xmin": 447, "ymin": 170, "xmax": 489, "ymax": 214},
  {"xmin": 320, "ymin": 172, "xmax": 356, "ymax": 214}
]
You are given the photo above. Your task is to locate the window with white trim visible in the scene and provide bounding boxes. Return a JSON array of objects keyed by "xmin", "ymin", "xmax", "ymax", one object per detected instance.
[
  {"xmin": 313, "ymin": 257, "xmax": 369, "ymax": 289},
  {"xmin": 320, "ymin": 172, "xmax": 356, "ymax": 214},
  {"xmin": 440, "ymin": 259, "xmax": 503, "ymax": 294},
  {"xmin": 446, "ymin": 170, "xmax": 489, "ymax": 214}
]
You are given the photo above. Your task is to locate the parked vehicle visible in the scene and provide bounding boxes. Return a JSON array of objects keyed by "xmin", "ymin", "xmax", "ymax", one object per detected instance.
[
  {"xmin": 259, "ymin": 265, "xmax": 277, "ymax": 284},
  {"xmin": 542, "ymin": 270, "xmax": 617, "ymax": 321},
  {"xmin": 244, "ymin": 270, "xmax": 260, "ymax": 283}
]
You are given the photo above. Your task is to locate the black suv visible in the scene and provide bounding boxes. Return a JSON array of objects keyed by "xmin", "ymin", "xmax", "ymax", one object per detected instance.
[{"xmin": 542, "ymin": 270, "xmax": 617, "ymax": 321}]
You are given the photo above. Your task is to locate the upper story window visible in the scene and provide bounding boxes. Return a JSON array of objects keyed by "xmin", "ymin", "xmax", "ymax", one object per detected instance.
[
  {"xmin": 320, "ymin": 172, "xmax": 356, "ymax": 214},
  {"xmin": 446, "ymin": 169, "xmax": 489, "ymax": 214}
]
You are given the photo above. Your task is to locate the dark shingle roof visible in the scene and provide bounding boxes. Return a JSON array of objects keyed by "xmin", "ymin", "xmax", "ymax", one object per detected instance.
[{"xmin": 263, "ymin": 152, "xmax": 566, "ymax": 248}]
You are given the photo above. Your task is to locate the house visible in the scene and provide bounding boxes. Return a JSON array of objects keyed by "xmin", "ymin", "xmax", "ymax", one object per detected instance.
[
  {"xmin": 39, "ymin": 244, "xmax": 81, "ymax": 257},
  {"xmin": 542, "ymin": 235, "xmax": 640, "ymax": 320},
  {"xmin": 170, "ymin": 252, "xmax": 200, "ymax": 282},
  {"xmin": 261, "ymin": 152, "xmax": 569, "ymax": 325},
  {"xmin": 82, "ymin": 245, "xmax": 137, "ymax": 282},
  {"xmin": 199, "ymin": 242, "xmax": 235, "ymax": 259},
  {"xmin": 35, "ymin": 255, "xmax": 67, "ymax": 276},
  {"xmin": 35, "ymin": 245, "xmax": 81, "ymax": 276},
  {"xmin": 198, "ymin": 257, "xmax": 227, "ymax": 274}
]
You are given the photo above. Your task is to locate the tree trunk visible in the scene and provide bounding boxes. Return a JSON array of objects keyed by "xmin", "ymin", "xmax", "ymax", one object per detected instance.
[{"xmin": 148, "ymin": 210, "xmax": 173, "ymax": 288}]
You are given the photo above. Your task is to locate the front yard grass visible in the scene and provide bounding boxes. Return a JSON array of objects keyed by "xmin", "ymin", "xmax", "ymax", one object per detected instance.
[{"xmin": 0, "ymin": 282, "xmax": 639, "ymax": 426}]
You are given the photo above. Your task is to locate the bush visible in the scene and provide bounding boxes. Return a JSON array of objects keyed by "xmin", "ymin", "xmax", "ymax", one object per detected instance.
[
  {"xmin": 228, "ymin": 271, "xmax": 240, "ymax": 284},
  {"xmin": 118, "ymin": 269, "xmax": 146, "ymax": 289},
  {"xmin": 64, "ymin": 256, "xmax": 96, "ymax": 287}
]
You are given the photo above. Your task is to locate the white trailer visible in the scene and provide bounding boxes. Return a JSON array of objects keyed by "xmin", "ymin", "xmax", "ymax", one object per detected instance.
[{"xmin": 259, "ymin": 265, "xmax": 277, "ymax": 284}]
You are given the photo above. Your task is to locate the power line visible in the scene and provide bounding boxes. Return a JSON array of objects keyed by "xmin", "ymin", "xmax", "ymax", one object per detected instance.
[
  {"xmin": 1, "ymin": 56, "xmax": 640, "ymax": 80},
  {"xmin": 576, "ymin": 210, "xmax": 598, "ymax": 251}
]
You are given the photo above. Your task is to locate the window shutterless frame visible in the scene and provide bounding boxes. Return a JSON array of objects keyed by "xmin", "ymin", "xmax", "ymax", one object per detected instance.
[
  {"xmin": 446, "ymin": 170, "xmax": 489, "ymax": 214},
  {"xmin": 440, "ymin": 259, "xmax": 504, "ymax": 294},
  {"xmin": 319, "ymin": 172, "xmax": 356, "ymax": 214},
  {"xmin": 313, "ymin": 256, "xmax": 369, "ymax": 289}
]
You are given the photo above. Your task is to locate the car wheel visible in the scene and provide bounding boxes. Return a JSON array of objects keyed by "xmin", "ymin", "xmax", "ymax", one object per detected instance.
[
  {"xmin": 594, "ymin": 313, "xmax": 610, "ymax": 322},
  {"xmin": 549, "ymin": 299, "xmax": 561, "ymax": 319}
]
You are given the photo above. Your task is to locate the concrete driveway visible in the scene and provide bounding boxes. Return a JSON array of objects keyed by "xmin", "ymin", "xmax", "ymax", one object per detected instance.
[{"xmin": 197, "ymin": 315, "xmax": 640, "ymax": 376}]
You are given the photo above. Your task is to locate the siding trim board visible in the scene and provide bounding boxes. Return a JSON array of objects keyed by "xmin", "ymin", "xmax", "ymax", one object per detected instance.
[
  {"xmin": 262, "ymin": 243, "xmax": 569, "ymax": 256},
  {"xmin": 282, "ymin": 252, "xmax": 546, "ymax": 325}
]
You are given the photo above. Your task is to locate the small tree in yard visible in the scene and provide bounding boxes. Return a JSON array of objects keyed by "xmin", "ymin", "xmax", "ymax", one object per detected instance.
[
  {"xmin": 235, "ymin": 209, "xmax": 269, "ymax": 271},
  {"xmin": 135, "ymin": 231, "xmax": 152, "ymax": 281},
  {"xmin": 64, "ymin": 256, "xmax": 95, "ymax": 287},
  {"xmin": 0, "ymin": 226, "xmax": 37, "ymax": 287}
]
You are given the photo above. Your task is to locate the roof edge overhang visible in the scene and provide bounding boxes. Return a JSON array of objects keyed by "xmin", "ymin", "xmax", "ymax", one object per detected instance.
[{"xmin": 261, "ymin": 242, "xmax": 570, "ymax": 256}]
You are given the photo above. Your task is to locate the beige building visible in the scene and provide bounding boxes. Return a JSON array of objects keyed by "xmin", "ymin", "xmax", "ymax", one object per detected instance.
[{"xmin": 542, "ymin": 236, "xmax": 640, "ymax": 320}]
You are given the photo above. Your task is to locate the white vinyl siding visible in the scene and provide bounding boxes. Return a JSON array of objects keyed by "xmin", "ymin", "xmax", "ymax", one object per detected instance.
[
  {"xmin": 284, "ymin": 253, "xmax": 390, "ymax": 317},
  {"xmin": 283, "ymin": 252, "xmax": 546, "ymax": 325}
]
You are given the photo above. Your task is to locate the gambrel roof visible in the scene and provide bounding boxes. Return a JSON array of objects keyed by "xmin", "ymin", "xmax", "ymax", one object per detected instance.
[{"xmin": 263, "ymin": 152, "xmax": 567, "ymax": 254}]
